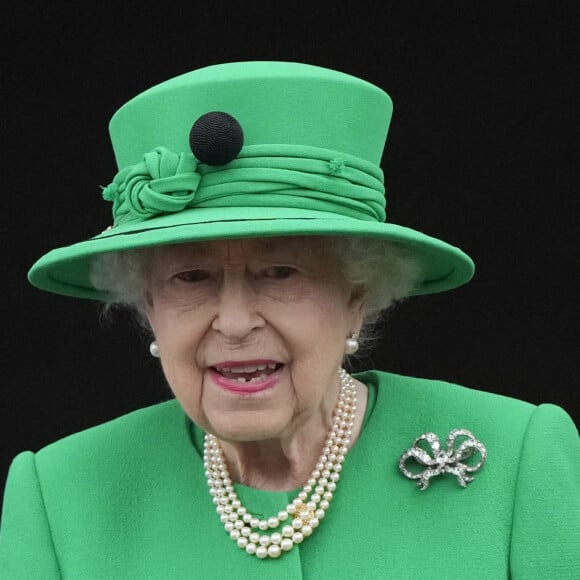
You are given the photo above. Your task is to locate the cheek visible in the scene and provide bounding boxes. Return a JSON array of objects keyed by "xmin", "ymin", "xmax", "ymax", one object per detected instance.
[
  {"xmin": 310, "ymin": 285, "xmax": 356, "ymax": 333},
  {"xmin": 147, "ymin": 292, "xmax": 208, "ymax": 347},
  {"xmin": 155, "ymin": 324, "xmax": 203, "ymax": 381},
  {"xmin": 155, "ymin": 330, "xmax": 208, "ymax": 426},
  {"xmin": 279, "ymin": 292, "xmax": 352, "ymax": 366},
  {"xmin": 147, "ymin": 306, "xmax": 208, "ymax": 397}
]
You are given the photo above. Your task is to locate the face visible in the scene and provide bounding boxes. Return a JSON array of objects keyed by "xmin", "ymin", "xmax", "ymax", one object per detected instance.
[{"xmin": 145, "ymin": 237, "xmax": 363, "ymax": 443}]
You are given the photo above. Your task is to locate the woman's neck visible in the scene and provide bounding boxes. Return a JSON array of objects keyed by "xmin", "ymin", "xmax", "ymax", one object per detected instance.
[{"xmin": 217, "ymin": 379, "xmax": 368, "ymax": 491}]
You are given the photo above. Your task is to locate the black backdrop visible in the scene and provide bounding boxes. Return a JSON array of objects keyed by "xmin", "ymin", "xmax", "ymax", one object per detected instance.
[{"xmin": 1, "ymin": 2, "xmax": 578, "ymax": 499}]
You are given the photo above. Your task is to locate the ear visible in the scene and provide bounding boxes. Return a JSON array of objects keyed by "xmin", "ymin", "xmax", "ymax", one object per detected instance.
[
  {"xmin": 144, "ymin": 289, "xmax": 154, "ymax": 312},
  {"xmin": 142, "ymin": 291, "xmax": 157, "ymax": 333},
  {"xmin": 347, "ymin": 284, "xmax": 365, "ymax": 333}
]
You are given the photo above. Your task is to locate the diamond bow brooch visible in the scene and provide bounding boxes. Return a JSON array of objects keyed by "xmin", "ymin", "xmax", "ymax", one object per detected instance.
[{"xmin": 399, "ymin": 429, "xmax": 487, "ymax": 490}]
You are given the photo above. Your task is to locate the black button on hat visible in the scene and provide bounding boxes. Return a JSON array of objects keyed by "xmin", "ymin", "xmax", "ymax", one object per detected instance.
[{"xmin": 189, "ymin": 111, "xmax": 244, "ymax": 165}]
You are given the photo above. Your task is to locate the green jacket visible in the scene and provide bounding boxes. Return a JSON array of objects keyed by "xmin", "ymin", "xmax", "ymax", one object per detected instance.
[{"xmin": 1, "ymin": 370, "xmax": 579, "ymax": 579}]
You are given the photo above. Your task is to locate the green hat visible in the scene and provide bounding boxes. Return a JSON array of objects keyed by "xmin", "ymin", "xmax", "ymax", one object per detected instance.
[{"xmin": 28, "ymin": 61, "xmax": 474, "ymax": 300}]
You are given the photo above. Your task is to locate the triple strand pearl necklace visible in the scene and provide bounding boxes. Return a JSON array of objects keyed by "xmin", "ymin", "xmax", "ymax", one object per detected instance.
[{"xmin": 203, "ymin": 368, "xmax": 357, "ymax": 559}]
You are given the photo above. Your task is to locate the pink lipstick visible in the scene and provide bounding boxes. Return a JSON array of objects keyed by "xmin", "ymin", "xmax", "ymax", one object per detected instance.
[{"xmin": 209, "ymin": 360, "xmax": 284, "ymax": 394}]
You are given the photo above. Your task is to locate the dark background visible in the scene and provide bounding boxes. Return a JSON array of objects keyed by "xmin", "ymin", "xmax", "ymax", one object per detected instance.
[{"xmin": 1, "ymin": 2, "xmax": 578, "ymax": 499}]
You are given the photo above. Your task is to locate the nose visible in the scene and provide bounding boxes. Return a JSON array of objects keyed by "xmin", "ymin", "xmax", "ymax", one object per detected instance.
[{"xmin": 211, "ymin": 271, "xmax": 264, "ymax": 341}]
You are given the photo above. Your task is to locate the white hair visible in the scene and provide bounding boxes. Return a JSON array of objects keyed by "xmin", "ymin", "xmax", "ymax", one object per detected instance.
[{"xmin": 89, "ymin": 236, "xmax": 423, "ymax": 350}]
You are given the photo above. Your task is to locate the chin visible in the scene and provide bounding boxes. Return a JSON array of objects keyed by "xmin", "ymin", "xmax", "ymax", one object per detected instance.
[{"xmin": 210, "ymin": 418, "xmax": 285, "ymax": 443}]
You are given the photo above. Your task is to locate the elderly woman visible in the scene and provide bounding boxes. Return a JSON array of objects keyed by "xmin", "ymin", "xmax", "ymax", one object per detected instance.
[{"xmin": 1, "ymin": 61, "xmax": 578, "ymax": 579}]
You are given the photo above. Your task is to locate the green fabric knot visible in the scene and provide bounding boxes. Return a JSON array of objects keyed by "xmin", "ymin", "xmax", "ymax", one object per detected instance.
[
  {"xmin": 103, "ymin": 147, "xmax": 201, "ymax": 224},
  {"xmin": 101, "ymin": 182, "xmax": 119, "ymax": 202},
  {"xmin": 328, "ymin": 158, "xmax": 345, "ymax": 176}
]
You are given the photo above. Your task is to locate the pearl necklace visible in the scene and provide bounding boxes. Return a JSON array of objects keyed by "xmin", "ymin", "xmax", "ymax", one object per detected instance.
[{"xmin": 203, "ymin": 368, "xmax": 357, "ymax": 559}]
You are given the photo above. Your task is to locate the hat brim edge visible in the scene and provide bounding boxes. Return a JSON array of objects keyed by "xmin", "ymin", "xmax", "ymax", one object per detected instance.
[{"xmin": 28, "ymin": 209, "xmax": 475, "ymax": 301}]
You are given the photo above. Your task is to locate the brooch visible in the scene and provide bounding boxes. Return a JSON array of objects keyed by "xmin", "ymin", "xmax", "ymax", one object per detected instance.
[{"xmin": 399, "ymin": 429, "xmax": 487, "ymax": 490}]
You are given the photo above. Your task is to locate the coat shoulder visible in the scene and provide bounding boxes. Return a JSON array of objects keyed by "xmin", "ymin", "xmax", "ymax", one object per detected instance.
[
  {"xmin": 356, "ymin": 369, "xmax": 547, "ymax": 438},
  {"xmin": 34, "ymin": 399, "xmax": 187, "ymax": 474}
]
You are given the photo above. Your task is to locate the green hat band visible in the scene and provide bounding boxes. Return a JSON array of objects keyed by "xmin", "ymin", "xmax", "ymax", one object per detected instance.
[{"xmin": 101, "ymin": 143, "xmax": 386, "ymax": 227}]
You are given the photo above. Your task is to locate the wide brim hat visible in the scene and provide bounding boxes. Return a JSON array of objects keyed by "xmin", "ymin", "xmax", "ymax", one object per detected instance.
[{"xmin": 28, "ymin": 61, "xmax": 474, "ymax": 301}]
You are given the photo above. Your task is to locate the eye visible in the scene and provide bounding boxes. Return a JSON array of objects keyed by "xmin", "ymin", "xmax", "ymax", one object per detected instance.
[
  {"xmin": 263, "ymin": 266, "xmax": 297, "ymax": 279},
  {"xmin": 174, "ymin": 269, "xmax": 211, "ymax": 282}
]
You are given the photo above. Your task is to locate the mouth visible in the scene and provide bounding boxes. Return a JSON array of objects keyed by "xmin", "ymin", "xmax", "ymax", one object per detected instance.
[{"xmin": 209, "ymin": 360, "xmax": 284, "ymax": 393}]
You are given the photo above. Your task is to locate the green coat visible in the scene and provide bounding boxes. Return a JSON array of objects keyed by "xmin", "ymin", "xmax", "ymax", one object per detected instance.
[{"xmin": 2, "ymin": 370, "xmax": 579, "ymax": 579}]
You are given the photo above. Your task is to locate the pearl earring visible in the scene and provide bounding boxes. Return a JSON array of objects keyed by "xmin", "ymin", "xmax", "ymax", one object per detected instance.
[
  {"xmin": 345, "ymin": 333, "xmax": 359, "ymax": 355},
  {"xmin": 149, "ymin": 341, "xmax": 160, "ymax": 358}
]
